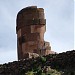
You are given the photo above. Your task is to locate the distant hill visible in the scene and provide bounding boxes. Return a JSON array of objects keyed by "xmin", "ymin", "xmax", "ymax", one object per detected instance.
[{"xmin": 0, "ymin": 50, "xmax": 75, "ymax": 75}]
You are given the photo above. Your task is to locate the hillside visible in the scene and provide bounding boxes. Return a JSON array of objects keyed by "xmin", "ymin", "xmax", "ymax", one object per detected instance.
[{"xmin": 0, "ymin": 50, "xmax": 75, "ymax": 75}]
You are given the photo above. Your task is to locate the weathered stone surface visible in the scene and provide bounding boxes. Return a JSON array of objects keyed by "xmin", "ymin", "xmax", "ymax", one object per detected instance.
[
  {"xmin": 16, "ymin": 6, "xmax": 52, "ymax": 60},
  {"xmin": 0, "ymin": 50, "xmax": 75, "ymax": 75}
]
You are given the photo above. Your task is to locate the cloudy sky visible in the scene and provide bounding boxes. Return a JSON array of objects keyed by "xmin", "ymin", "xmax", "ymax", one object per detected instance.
[{"xmin": 0, "ymin": 0, "xmax": 74, "ymax": 64}]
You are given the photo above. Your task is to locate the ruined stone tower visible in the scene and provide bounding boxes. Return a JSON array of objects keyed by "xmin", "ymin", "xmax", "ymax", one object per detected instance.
[{"xmin": 16, "ymin": 6, "xmax": 51, "ymax": 60}]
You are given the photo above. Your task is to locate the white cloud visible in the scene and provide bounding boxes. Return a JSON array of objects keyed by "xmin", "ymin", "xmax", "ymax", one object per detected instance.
[
  {"xmin": 0, "ymin": 48, "xmax": 17, "ymax": 64},
  {"xmin": 0, "ymin": 0, "xmax": 74, "ymax": 63},
  {"xmin": 44, "ymin": 0, "xmax": 74, "ymax": 52}
]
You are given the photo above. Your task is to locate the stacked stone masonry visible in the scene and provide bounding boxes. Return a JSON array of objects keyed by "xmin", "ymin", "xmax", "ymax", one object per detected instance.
[{"xmin": 16, "ymin": 6, "xmax": 51, "ymax": 60}]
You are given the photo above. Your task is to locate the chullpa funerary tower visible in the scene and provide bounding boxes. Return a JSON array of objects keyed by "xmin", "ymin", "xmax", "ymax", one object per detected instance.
[{"xmin": 16, "ymin": 6, "xmax": 51, "ymax": 60}]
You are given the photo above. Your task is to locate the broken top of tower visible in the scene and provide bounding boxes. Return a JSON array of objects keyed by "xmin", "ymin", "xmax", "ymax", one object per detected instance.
[{"xmin": 16, "ymin": 6, "xmax": 52, "ymax": 60}]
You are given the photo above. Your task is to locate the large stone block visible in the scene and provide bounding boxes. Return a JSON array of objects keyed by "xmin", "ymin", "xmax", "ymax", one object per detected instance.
[{"xmin": 16, "ymin": 6, "xmax": 52, "ymax": 60}]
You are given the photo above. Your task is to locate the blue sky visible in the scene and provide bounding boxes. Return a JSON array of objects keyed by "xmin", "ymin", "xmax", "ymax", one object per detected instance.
[{"xmin": 0, "ymin": 0, "xmax": 74, "ymax": 64}]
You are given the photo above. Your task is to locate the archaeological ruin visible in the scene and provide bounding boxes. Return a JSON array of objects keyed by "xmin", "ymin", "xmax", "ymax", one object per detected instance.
[
  {"xmin": 0, "ymin": 6, "xmax": 74, "ymax": 75},
  {"xmin": 16, "ymin": 6, "xmax": 52, "ymax": 60}
]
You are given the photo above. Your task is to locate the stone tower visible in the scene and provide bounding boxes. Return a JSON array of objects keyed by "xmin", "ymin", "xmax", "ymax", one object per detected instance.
[{"xmin": 16, "ymin": 6, "xmax": 51, "ymax": 60}]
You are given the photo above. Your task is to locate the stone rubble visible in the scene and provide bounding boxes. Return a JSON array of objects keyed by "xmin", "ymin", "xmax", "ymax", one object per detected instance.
[{"xmin": 0, "ymin": 50, "xmax": 75, "ymax": 75}]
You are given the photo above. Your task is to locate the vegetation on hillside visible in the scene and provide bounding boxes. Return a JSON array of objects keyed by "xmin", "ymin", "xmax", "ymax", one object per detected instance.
[{"xmin": 0, "ymin": 50, "xmax": 75, "ymax": 75}]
